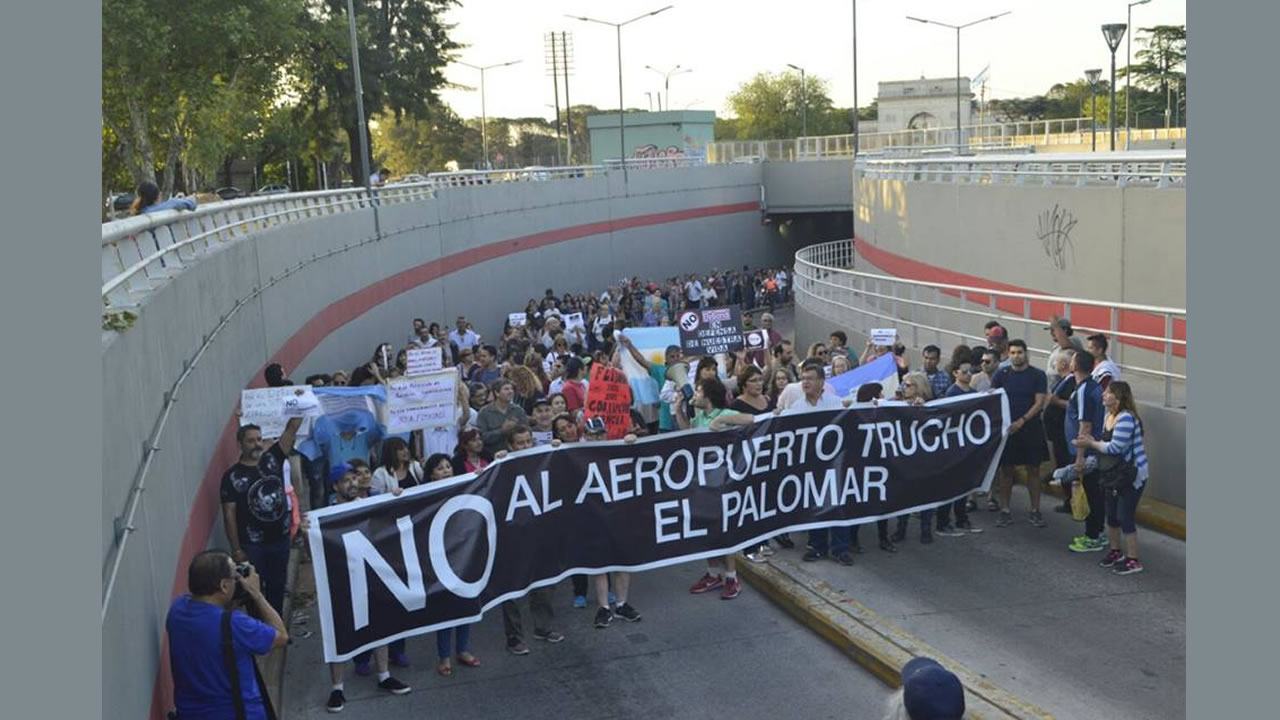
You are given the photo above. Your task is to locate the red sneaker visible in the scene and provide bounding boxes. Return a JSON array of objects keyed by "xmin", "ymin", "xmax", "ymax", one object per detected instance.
[
  {"xmin": 720, "ymin": 577, "xmax": 742, "ymax": 600},
  {"xmin": 689, "ymin": 573, "xmax": 724, "ymax": 594}
]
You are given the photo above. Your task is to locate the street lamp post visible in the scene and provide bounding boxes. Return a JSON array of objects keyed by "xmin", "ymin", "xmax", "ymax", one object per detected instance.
[
  {"xmin": 906, "ymin": 11, "xmax": 1011, "ymax": 155},
  {"xmin": 568, "ymin": 5, "xmax": 674, "ymax": 179},
  {"xmin": 786, "ymin": 64, "xmax": 808, "ymax": 137},
  {"xmin": 1102, "ymin": 23, "xmax": 1127, "ymax": 152},
  {"xmin": 1085, "ymin": 68, "xmax": 1102, "ymax": 152},
  {"xmin": 645, "ymin": 64, "xmax": 692, "ymax": 112},
  {"xmin": 1126, "ymin": 0, "xmax": 1152, "ymax": 150},
  {"xmin": 458, "ymin": 59, "xmax": 522, "ymax": 170},
  {"xmin": 344, "ymin": 0, "xmax": 371, "ymax": 188}
]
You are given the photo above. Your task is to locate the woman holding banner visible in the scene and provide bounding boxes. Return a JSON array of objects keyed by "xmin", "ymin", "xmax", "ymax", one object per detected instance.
[
  {"xmin": 419, "ymin": 456, "xmax": 483, "ymax": 676},
  {"xmin": 678, "ymin": 377, "xmax": 747, "ymax": 600},
  {"xmin": 728, "ymin": 366, "xmax": 796, "ymax": 558}
]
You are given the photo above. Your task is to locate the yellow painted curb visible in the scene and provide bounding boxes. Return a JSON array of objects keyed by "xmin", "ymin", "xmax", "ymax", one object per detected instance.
[{"xmin": 738, "ymin": 556, "xmax": 1055, "ymax": 720}]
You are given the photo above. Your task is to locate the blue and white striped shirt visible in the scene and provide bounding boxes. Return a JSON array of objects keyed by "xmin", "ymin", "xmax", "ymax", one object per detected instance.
[{"xmin": 1102, "ymin": 411, "xmax": 1150, "ymax": 489}]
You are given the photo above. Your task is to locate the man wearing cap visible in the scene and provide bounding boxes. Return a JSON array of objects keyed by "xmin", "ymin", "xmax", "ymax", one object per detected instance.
[
  {"xmin": 1045, "ymin": 316, "xmax": 1085, "ymax": 388},
  {"xmin": 884, "ymin": 657, "xmax": 966, "ymax": 720}
]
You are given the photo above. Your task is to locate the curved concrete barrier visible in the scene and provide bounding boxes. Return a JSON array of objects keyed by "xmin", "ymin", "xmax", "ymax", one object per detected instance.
[{"xmin": 102, "ymin": 166, "xmax": 793, "ymax": 720}]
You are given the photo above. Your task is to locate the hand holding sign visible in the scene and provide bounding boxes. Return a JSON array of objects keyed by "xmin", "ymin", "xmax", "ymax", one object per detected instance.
[{"xmin": 870, "ymin": 328, "xmax": 898, "ymax": 346}]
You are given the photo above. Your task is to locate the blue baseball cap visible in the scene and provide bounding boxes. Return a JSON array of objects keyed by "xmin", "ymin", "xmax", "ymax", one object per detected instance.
[{"xmin": 902, "ymin": 657, "xmax": 965, "ymax": 720}]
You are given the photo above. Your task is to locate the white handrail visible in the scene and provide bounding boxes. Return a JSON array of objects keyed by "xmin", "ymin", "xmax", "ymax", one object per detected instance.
[
  {"xmin": 99, "ymin": 162, "xmax": 665, "ymax": 311},
  {"xmin": 794, "ymin": 240, "xmax": 1186, "ymax": 406}
]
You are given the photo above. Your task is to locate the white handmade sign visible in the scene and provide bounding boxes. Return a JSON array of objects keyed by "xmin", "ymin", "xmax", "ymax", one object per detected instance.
[
  {"xmin": 241, "ymin": 386, "xmax": 319, "ymax": 438},
  {"xmin": 870, "ymin": 328, "xmax": 898, "ymax": 346},
  {"xmin": 382, "ymin": 372, "xmax": 457, "ymax": 433},
  {"xmin": 405, "ymin": 346, "xmax": 444, "ymax": 376},
  {"xmin": 508, "ymin": 312, "xmax": 528, "ymax": 328}
]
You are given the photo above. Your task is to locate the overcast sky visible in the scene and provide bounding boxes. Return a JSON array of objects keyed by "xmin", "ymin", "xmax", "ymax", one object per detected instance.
[{"xmin": 436, "ymin": 0, "xmax": 1186, "ymax": 121}]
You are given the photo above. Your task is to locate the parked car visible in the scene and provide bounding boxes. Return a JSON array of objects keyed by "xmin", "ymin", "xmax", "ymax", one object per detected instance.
[
  {"xmin": 252, "ymin": 184, "xmax": 290, "ymax": 196},
  {"xmin": 389, "ymin": 173, "xmax": 428, "ymax": 185},
  {"xmin": 108, "ymin": 192, "xmax": 135, "ymax": 212},
  {"xmin": 518, "ymin": 166, "xmax": 551, "ymax": 181},
  {"xmin": 213, "ymin": 186, "xmax": 243, "ymax": 200}
]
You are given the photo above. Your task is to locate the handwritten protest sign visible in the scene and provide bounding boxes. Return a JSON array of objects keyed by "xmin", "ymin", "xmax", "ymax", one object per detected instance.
[
  {"xmin": 382, "ymin": 372, "xmax": 457, "ymax": 433},
  {"xmin": 870, "ymin": 328, "xmax": 898, "ymax": 346},
  {"xmin": 564, "ymin": 312, "xmax": 586, "ymax": 335},
  {"xmin": 508, "ymin": 312, "xmax": 527, "ymax": 328},
  {"xmin": 241, "ymin": 386, "xmax": 319, "ymax": 438},
  {"xmin": 406, "ymin": 346, "xmax": 444, "ymax": 376},
  {"xmin": 584, "ymin": 364, "xmax": 632, "ymax": 439}
]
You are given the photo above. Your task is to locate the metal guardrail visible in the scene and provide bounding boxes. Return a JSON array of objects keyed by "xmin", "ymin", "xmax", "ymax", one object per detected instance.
[
  {"xmin": 100, "ymin": 162, "xmax": 684, "ymax": 312},
  {"xmin": 859, "ymin": 151, "xmax": 1187, "ymax": 189},
  {"xmin": 794, "ymin": 240, "xmax": 1186, "ymax": 407},
  {"xmin": 706, "ymin": 118, "xmax": 1187, "ymax": 163}
]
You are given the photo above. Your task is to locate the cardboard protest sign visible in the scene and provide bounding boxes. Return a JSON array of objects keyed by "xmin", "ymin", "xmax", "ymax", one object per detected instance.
[
  {"xmin": 584, "ymin": 363, "xmax": 632, "ymax": 439},
  {"xmin": 870, "ymin": 328, "xmax": 898, "ymax": 346},
  {"xmin": 381, "ymin": 372, "xmax": 457, "ymax": 433},
  {"xmin": 678, "ymin": 307, "xmax": 744, "ymax": 355},
  {"xmin": 241, "ymin": 386, "xmax": 319, "ymax": 438},
  {"xmin": 405, "ymin": 346, "xmax": 444, "ymax": 376}
]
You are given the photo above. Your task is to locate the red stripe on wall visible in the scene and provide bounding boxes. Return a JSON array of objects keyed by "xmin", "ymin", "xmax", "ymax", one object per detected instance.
[
  {"xmin": 855, "ymin": 241, "xmax": 1186, "ymax": 358},
  {"xmin": 147, "ymin": 199, "xmax": 757, "ymax": 719}
]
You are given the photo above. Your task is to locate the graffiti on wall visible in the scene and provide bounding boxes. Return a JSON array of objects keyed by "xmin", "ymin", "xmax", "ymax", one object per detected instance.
[
  {"xmin": 633, "ymin": 144, "xmax": 686, "ymax": 159},
  {"xmin": 1037, "ymin": 204, "xmax": 1078, "ymax": 271}
]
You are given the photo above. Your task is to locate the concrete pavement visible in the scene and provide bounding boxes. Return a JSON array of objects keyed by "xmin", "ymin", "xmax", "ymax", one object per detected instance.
[
  {"xmin": 281, "ymin": 561, "xmax": 892, "ymax": 719},
  {"xmin": 747, "ymin": 491, "xmax": 1186, "ymax": 720}
]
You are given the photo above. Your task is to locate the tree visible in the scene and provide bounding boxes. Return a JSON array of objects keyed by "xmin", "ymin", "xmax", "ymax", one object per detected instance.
[
  {"xmin": 102, "ymin": 0, "xmax": 302, "ymax": 197},
  {"xmin": 298, "ymin": 0, "xmax": 461, "ymax": 182},
  {"xmin": 1125, "ymin": 25, "xmax": 1186, "ymax": 126},
  {"xmin": 725, "ymin": 71, "xmax": 846, "ymax": 139}
]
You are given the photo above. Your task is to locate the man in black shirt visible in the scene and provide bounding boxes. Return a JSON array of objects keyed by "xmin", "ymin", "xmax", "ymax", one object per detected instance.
[
  {"xmin": 221, "ymin": 412, "xmax": 302, "ymax": 616},
  {"xmin": 990, "ymin": 340, "xmax": 1049, "ymax": 529}
]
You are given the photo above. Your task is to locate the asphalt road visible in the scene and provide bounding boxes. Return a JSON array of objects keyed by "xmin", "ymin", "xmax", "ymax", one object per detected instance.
[{"xmin": 282, "ymin": 561, "xmax": 891, "ymax": 719}]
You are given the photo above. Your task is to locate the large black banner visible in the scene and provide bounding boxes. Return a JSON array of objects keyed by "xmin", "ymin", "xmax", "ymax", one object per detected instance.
[{"xmin": 308, "ymin": 392, "xmax": 1009, "ymax": 661}]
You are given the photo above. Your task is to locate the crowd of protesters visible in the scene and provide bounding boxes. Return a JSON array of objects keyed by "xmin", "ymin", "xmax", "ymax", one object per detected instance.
[{"xmin": 199, "ymin": 257, "xmax": 1152, "ymax": 715}]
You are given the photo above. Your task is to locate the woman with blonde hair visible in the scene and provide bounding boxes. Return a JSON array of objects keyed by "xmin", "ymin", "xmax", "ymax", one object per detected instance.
[
  {"xmin": 508, "ymin": 364, "xmax": 544, "ymax": 414},
  {"xmin": 1072, "ymin": 380, "xmax": 1150, "ymax": 575}
]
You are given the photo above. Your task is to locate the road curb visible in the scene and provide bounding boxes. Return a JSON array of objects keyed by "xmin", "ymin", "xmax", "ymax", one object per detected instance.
[{"xmin": 737, "ymin": 555, "xmax": 1055, "ymax": 719}]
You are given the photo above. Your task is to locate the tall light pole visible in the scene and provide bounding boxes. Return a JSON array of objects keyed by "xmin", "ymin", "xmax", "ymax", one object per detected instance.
[
  {"xmin": 906, "ymin": 11, "xmax": 1011, "ymax": 155},
  {"xmin": 567, "ymin": 5, "xmax": 674, "ymax": 179},
  {"xmin": 645, "ymin": 64, "xmax": 691, "ymax": 112},
  {"xmin": 852, "ymin": 0, "xmax": 859, "ymax": 157},
  {"xmin": 786, "ymin": 64, "xmax": 808, "ymax": 137},
  {"xmin": 1085, "ymin": 68, "xmax": 1102, "ymax": 152},
  {"xmin": 1125, "ymin": 0, "xmax": 1152, "ymax": 150},
  {"xmin": 344, "ymin": 0, "xmax": 371, "ymax": 188},
  {"xmin": 1102, "ymin": 23, "xmax": 1127, "ymax": 152},
  {"xmin": 458, "ymin": 59, "xmax": 522, "ymax": 169}
]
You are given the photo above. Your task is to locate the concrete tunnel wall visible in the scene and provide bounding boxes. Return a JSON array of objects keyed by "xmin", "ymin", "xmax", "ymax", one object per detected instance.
[{"xmin": 101, "ymin": 164, "xmax": 794, "ymax": 720}]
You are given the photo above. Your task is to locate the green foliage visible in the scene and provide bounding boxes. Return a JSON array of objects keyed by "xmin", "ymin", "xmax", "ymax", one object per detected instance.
[
  {"xmin": 724, "ymin": 71, "xmax": 850, "ymax": 140},
  {"xmin": 102, "ymin": 0, "xmax": 303, "ymax": 196}
]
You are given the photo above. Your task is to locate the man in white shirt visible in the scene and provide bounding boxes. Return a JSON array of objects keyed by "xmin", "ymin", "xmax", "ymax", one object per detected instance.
[
  {"xmin": 775, "ymin": 269, "xmax": 789, "ymax": 303},
  {"xmin": 449, "ymin": 315, "xmax": 481, "ymax": 352},
  {"xmin": 685, "ymin": 276, "xmax": 704, "ymax": 309},
  {"xmin": 780, "ymin": 360, "xmax": 846, "ymax": 413},
  {"xmin": 1085, "ymin": 333, "xmax": 1121, "ymax": 389}
]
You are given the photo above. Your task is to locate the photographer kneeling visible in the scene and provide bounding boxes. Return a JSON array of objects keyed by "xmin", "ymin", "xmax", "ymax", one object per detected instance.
[{"xmin": 166, "ymin": 550, "xmax": 288, "ymax": 720}]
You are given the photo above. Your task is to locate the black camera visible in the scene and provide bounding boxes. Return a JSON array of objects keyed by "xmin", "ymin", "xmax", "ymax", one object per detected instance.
[{"xmin": 232, "ymin": 562, "xmax": 253, "ymax": 605}]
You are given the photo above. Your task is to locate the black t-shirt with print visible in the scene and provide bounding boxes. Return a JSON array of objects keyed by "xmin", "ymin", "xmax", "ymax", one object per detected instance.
[{"xmin": 220, "ymin": 444, "xmax": 290, "ymax": 546}]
